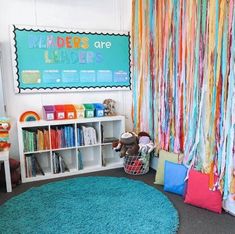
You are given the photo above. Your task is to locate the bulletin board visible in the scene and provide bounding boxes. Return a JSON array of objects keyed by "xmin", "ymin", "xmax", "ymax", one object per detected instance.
[{"xmin": 11, "ymin": 25, "xmax": 131, "ymax": 93}]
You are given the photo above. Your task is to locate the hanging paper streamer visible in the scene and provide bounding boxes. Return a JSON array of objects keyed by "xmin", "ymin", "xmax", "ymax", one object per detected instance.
[{"xmin": 132, "ymin": 0, "xmax": 235, "ymax": 196}]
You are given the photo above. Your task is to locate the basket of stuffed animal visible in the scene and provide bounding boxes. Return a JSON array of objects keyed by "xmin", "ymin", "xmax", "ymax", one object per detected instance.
[
  {"xmin": 123, "ymin": 152, "xmax": 150, "ymax": 175},
  {"xmin": 124, "ymin": 131, "xmax": 155, "ymax": 175},
  {"xmin": 113, "ymin": 131, "xmax": 154, "ymax": 175}
]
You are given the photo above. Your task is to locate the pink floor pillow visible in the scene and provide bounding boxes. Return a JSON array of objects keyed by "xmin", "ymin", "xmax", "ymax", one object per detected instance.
[{"xmin": 184, "ymin": 169, "xmax": 222, "ymax": 213}]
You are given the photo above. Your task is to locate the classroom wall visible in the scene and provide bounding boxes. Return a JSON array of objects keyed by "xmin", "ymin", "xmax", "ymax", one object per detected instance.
[
  {"xmin": 0, "ymin": 0, "xmax": 133, "ymax": 158},
  {"xmin": 0, "ymin": 51, "xmax": 5, "ymax": 116}
]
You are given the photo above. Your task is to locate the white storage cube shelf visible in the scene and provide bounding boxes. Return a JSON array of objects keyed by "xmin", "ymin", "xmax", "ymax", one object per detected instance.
[{"xmin": 18, "ymin": 116, "xmax": 125, "ymax": 183}]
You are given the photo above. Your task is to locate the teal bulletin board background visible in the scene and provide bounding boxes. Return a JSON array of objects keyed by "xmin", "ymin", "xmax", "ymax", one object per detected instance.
[{"xmin": 12, "ymin": 26, "xmax": 131, "ymax": 93}]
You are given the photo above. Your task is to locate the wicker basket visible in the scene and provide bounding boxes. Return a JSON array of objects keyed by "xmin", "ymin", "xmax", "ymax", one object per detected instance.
[{"xmin": 123, "ymin": 153, "xmax": 150, "ymax": 175}]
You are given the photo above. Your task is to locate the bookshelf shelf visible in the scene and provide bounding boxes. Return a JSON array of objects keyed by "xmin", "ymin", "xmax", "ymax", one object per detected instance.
[
  {"xmin": 24, "ymin": 149, "xmax": 51, "ymax": 154},
  {"xmin": 101, "ymin": 142, "xmax": 113, "ymax": 146},
  {"xmin": 17, "ymin": 116, "xmax": 125, "ymax": 183},
  {"xmin": 51, "ymin": 146, "xmax": 77, "ymax": 151},
  {"xmin": 77, "ymin": 144, "xmax": 101, "ymax": 149}
]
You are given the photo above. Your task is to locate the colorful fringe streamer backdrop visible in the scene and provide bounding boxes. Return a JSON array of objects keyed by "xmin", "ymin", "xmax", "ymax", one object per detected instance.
[{"xmin": 132, "ymin": 0, "xmax": 235, "ymax": 198}]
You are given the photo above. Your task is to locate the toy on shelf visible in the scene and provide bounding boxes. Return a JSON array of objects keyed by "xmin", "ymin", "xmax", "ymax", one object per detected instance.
[
  {"xmin": 103, "ymin": 99, "xmax": 116, "ymax": 116},
  {"xmin": 0, "ymin": 117, "xmax": 11, "ymax": 151},
  {"xmin": 19, "ymin": 111, "xmax": 40, "ymax": 122}
]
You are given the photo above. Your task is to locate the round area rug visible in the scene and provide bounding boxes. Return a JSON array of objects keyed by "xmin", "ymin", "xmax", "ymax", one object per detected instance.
[{"xmin": 0, "ymin": 177, "xmax": 179, "ymax": 234}]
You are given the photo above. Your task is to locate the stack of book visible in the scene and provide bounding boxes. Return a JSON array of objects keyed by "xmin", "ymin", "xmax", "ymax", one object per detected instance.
[
  {"xmin": 77, "ymin": 126, "xmax": 97, "ymax": 146},
  {"xmin": 23, "ymin": 128, "xmax": 50, "ymax": 152},
  {"xmin": 52, "ymin": 152, "xmax": 70, "ymax": 174},
  {"xmin": 50, "ymin": 125, "xmax": 75, "ymax": 149},
  {"xmin": 25, "ymin": 154, "xmax": 45, "ymax": 177}
]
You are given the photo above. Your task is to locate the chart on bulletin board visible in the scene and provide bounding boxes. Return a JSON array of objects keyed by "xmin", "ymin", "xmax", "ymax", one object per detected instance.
[{"xmin": 11, "ymin": 25, "xmax": 131, "ymax": 93}]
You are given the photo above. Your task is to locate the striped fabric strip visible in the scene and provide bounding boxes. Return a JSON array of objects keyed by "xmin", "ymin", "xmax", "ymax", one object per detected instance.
[{"xmin": 131, "ymin": 0, "xmax": 235, "ymax": 195}]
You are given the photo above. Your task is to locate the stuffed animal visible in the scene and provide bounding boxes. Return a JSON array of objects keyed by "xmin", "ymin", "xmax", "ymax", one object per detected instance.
[
  {"xmin": 113, "ymin": 132, "xmax": 139, "ymax": 157},
  {"xmin": 0, "ymin": 117, "xmax": 11, "ymax": 151},
  {"xmin": 103, "ymin": 99, "xmax": 116, "ymax": 116},
  {"xmin": 138, "ymin": 131, "xmax": 155, "ymax": 154}
]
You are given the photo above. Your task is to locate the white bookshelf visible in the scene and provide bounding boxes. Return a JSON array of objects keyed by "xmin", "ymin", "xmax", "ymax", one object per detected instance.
[{"xmin": 17, "ymin": 116, "xmax": 125, "ymax": 183}]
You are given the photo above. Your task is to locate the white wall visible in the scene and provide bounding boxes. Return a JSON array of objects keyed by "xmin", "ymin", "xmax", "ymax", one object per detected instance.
[
  {"xmin": 0, "ymin": 0, "xmax": 133, "ymax": 158},
  {"xmin": 0, "ymin": 49, "xmax": 6, "ymax": 116}
]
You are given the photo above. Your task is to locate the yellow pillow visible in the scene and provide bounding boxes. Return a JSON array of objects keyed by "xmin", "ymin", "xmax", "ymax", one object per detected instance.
[{"xmin": 154, "ymin": 150, "xmax": 184, "ymax": 185}]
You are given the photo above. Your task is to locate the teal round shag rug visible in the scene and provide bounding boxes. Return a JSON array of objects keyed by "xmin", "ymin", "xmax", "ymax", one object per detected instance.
[{"xmin": 0, "ymin": 177, "xmax": 179, "ymax": 234}]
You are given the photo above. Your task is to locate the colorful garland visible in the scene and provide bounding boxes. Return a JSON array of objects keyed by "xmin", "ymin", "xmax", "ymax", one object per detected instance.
[{"xmin": 132, "ymin": 0, "xmax": 235, "ymax": 198}]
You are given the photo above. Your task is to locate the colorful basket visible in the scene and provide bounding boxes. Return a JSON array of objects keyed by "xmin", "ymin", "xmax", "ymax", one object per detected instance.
[{"xmin": 123, "ymin": 153, "xmax": 150, "ymax": 175}]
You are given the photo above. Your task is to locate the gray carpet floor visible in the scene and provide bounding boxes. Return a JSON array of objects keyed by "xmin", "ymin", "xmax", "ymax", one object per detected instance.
[{"xmin": 0, "ymin": 168, "xmax": 234, "ymax": 234}]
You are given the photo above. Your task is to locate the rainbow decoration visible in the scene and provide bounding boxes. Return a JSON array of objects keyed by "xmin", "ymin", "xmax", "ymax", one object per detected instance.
[
  {"xmin": 132, "ymin": 0, "xmax": 235, "ymax": 199},
  {"xmin": 19, "ymin": 111, "xmax": 40, "ymax": 122}
]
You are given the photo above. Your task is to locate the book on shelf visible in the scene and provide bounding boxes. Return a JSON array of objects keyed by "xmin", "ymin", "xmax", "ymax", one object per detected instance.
[
  {"xmin": 52, "ymin": 152, "xmax": 59, "ymax": 173},
  {"xmin": 77, "ymin": 150, "xmax": 83, "ymax": 170},
  {"xmin": 36, "ymin": 129, "xmax": 44, "ymax": 151},
  {"xmin": 101, "ymin": 124, "xmax": 104, "ymax": 143},
  {"xmin": 50, "ymin": 126, "xmax": 75, "ymax": 149},
  {"xmin": 50, "ymin": 128, "xmax": 57, "ymax": 149},
  {"xmin": 31, "ymin": 155, "xmax": 36, "ymax": 177},
  {"xmin": 52, "ymin": 152, "xmax": 70, "ymax": 174},
  {"xmin": 101, "ymin": 150, "xmax": 106, "ymax": 167},
  {"xmin": 25, "ymin": 154, "xmax": 45, "ymax": 177},
  {"xmin": 43, "ymin": 129, "xmax": 50, "ymax": 150},
  {"xmin": 23, "ymin": 129, "xmax": 36, "ymax": 152},
  {"xmin": 103, "ymin": 137, "xmax": 118, "ymax": 143},
  {"xmin": 77, "ymin": 126, "xmax": 97, "ymax": 146},
  {"xmin": 25, "ymin": 155, "xmax": 32, "ymax": 177},
  {"xmin": 77, "ymin": 127, "xmax": 84, "ymax": 146},
  {"xmin": 23, "ymin": 128, "xmax": 49, "ymax": 152},
  {"xmin": 57, "ymin": 128, "xmax": 62, "ymax": 149},
  {"xmin": 35, "ymin": 157, "xmax": 45, "ymax": 176}
]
